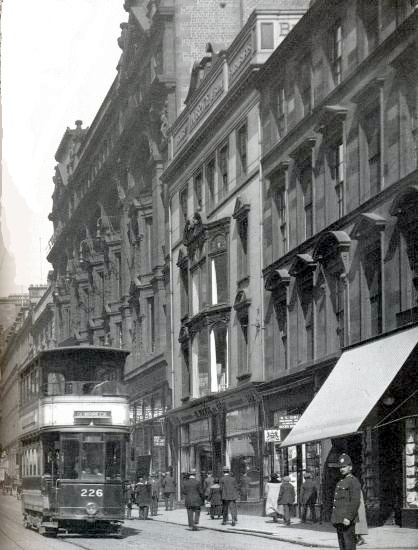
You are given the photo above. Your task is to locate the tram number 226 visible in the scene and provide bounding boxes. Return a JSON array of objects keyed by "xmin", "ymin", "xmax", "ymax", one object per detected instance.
[{"xmin": 81, "ymin": 488, "xmax": 103, "ymax": 497}]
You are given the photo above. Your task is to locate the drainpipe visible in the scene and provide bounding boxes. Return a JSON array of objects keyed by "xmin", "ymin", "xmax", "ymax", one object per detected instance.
[
  {"xmin": 257, "ymin": 103, "xmax": 266, "ymax": 382},
  {"xmin": 168, "ymin": 198, "xmax": 180, "ymax": 500}
]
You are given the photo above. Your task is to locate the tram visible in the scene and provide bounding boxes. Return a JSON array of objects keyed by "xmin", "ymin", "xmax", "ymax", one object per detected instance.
[{"xmin": 18, "ymin": 346, "xmax": 130, "ymax": 537}]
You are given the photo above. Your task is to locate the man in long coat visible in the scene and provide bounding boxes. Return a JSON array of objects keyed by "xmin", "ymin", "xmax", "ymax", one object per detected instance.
[
  {"xmin": 277, "ymin": 475, "xmax": 295, "ymax": 525},
  {"xmin": 300, "ymin": 472, "xmax": 318, "ymax": 523},
  {"xmin": 149, "ymin": 472, "xmax": 160, "ymax": 516},
  {"xmin": 181, "ymin": 469, "xmax": 204, "ymax": 530},
  {"xmin": 162, "ymin": 471, "xmax": 176, "ymax": 510},
  {"xmin": 331, "ymin": 453, "xmax": 361, "ymax": 550},
  {"xmin": 135, "ymin": 476, "xmax": 152, "ymax": 520},
  {"xmin": 219, "ymin": 466, "xmax": 239, "ymax": 526}
]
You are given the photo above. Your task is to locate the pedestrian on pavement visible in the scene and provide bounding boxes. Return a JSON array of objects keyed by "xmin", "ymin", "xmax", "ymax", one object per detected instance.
[
  {"xmin": 181, "ymin": 469, "xmax": 204, "ymax": 530},
  {"xmin": 300, "ymin": 472, "xmax": 318, "ymax": 523},
  {"xmin": 135, "ymin": 476, "xmax": 152, "ymax": 520},
  {"xmin": 219, "ymin": 466, "xmax": 239, "ymax": 526},
  {"xmin": 204, "ymin": 471, "xmax": 214, "ymax": 513},
  {"xmin": 331, "ymin": 453, "xmax": 361, "ymax": 550},
  {"xmin": 208, "ymin": 477, "xmax": 222, "ymax": 519},
  {"xmin": 149, "ymin": 472, "xmax": 160, "ymax": 516},
  {"xmin": 277, "ymin": 475, "xmax": 295, "ymax": 526},
  {"xmin": 162, "ymin": 470, "xmax": 176, "ymax": 510},
  {"xmin": 355, "ymin": 490, "xmax": 368, "ymax": 545},
  {"xmin": 265, "ymin": 472, "xmax": 282, "ymax": 523},
  {"xmin": 125, "ymin": 482, "xmax": 134, "ymax": 519}
]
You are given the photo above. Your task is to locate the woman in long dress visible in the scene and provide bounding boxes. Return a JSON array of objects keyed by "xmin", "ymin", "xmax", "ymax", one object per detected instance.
[
  {"xmin": 355, "ymin": 490, "xmax": 368, "ymax": 545},
  {"xmin": 265, "ymin": 473, "xmax": 282, "ymax": 522}
]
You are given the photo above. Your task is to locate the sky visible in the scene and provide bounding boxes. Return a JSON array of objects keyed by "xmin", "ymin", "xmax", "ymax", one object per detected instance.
[{"xmin": 1, "ymin": 0, "xmax": 127, "ymax": 294}]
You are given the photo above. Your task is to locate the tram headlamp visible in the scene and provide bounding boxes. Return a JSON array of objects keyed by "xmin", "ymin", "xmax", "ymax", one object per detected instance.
[{"xmin": 85, "ymin": 502, "xmax": 99, "ymax": 515}]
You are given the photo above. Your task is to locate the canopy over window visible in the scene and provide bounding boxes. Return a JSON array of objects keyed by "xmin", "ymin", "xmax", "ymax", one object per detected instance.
[{"xmin": 281, "ymin": 326, "xmax": 418, "ymax": 447}]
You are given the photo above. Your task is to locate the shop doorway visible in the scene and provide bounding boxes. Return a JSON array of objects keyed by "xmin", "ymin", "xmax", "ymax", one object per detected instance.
[
  {"xmin": 197, "ymin": 443, "xmax": 212, "ymax": 479},
  {"xmin": 378, "ymin": 423, "xmax": 403, "ymax": 525}
]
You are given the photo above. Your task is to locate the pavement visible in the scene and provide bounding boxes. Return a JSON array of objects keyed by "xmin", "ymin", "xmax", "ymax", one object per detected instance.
[{"xmin": 132, "ymin": 505, "xmax": 418, "ymax": 549}]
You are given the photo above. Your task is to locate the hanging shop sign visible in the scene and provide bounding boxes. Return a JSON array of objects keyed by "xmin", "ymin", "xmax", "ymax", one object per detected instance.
[
  {"xmin": 264, "ymin": 429, "xmax": 281, "ymax": 443},
  {"xmin": 277, "ymin": 415, "xmax": 300, "ymax": 429}
]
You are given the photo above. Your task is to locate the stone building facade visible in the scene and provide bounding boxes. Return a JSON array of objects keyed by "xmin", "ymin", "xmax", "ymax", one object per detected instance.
[
  {"xmin": 161, "ymin": 4, "xmax": 309, "ymax": 512},
  {"xmin": 46, "ymin": 0, "xmax": 294, "ymax": 477},
  {"xmin": 0, "ymin": 285, "xmax": 50, "ymax": 484},
  {"xmin": 257, "ymin": 0, "xmax": 418, "ymax": 527}
]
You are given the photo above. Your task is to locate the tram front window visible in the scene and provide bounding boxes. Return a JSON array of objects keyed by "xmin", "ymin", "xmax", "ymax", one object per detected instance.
[
  {"xmin": 61, "ymin": 434, "xmax": 125, "ymax": 480},
  {"xmin": 81, "ymin": 437, "xmax": 105, "ymax": 478},
  {"xmin": 105, "ymin": 438, "xmax": 123, "ymax": 479},
  {"xmin": 62, "ymin": 438, "xmax": 80, "ymax": 479}
]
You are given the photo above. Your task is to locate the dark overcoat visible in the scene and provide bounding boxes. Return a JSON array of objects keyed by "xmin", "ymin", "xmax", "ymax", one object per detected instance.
[
  {"xmin": 182, "ymin": 477, "xmax": 204, "ymax": 508},
  {"xmin": 330, "ymin": 473, "xmax": 361, "ymax": 525},
  {"xmin": 277, "ymin": 480, "xmax": 296, "ymax": 505},
  {"xmin": 135, "ymin": 482, "xmax": 152, "ymax": 506},
  {"xmin": 300, "ymin": 479, "xmax": 317, "ymax": 505},
  {"xmin": 219, "ymin": 474, "xmax": 239, "ymax": 501},
  {"xmin": 162, "ymin": 475, "xmax": 176, "ymax": 493},
  {"xmin": 208, "ymin": 483, "xmax": 222, "ymax": 506}
]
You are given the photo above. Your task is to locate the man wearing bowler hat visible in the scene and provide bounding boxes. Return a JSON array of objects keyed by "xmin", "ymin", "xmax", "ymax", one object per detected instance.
[
  {"xmin": 181, "ymin": 469, "xmax": 204, "ymax": 530},
  {"xmin": 331, "ymin": 453, "xmax": 361, "ymax": 550},
  {"xmin": 219, "ymin": 466, "xmax": 239, "ymax": 526}
]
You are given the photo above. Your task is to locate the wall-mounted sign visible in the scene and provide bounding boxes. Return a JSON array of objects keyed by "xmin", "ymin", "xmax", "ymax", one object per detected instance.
[
  {"xmin": 277, "ymin": 415, "xmax": 300, "ymax": 429},
  {"xmin": 264, "ymin": 429, "xmax": 281, "ymax": 443},
  {"xmin": 74, "ymin": 411, "xmax": 111, "ymax": 419},
  {"xmin": 153, "ymin": 436, "xmax": 166, "ymax": 447}
]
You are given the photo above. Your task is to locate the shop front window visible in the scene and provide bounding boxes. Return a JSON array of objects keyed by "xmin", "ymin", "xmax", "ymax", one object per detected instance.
[
  {"xmin": 405, "ymin": 418, "xmax": 418, "ymax": 509},
  {"xmin": 226, "ymin": 407, "xmax": 260, "ymax": 501}
]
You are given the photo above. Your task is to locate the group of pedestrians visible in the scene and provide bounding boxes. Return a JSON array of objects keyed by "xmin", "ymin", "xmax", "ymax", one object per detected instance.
[
  {"xmin": 126, "ymin": 454, "xmax": 367, "ymax": 549},
  {"xmin": 265, "ymin": 453, "xmax": 368, "ymax": 550},
  {"xmin": 182, "ymin": 466, "xmax": 239, "ymax": 530},
  {"xmin": 125, "ymin": 471, "xmax": 176, "ymax": 519}
]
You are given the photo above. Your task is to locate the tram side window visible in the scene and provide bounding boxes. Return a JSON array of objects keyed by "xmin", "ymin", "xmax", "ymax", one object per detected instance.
[
  {"xmin": 22, "ymin": 447, "xmax": 39, "ymax": 476},
  {"xmin": 47, "ymin": 372, "xmax": 66, "ymax": 396},
  {"xmin": 105, "ymin": 438, "xmax": 122, "ymax": 479},
  {"xmin": 62, "ymin": 438, "xmax": 80, "ymax": 479}
]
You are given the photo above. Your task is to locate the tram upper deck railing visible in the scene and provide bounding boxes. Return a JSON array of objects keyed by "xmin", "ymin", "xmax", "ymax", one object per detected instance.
[{"xmin": 41, "ymin": 380, "xmax": 128, "ymax": 397}]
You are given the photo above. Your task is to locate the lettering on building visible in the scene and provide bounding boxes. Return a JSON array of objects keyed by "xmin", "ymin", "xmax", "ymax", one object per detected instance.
[
  {"xmin": 229, "ymin": 39, "xmax": 253, "ymax": 81},
  {"xmin": 189, "ymin": 76, "xmax": 224, "ymax": 130}
]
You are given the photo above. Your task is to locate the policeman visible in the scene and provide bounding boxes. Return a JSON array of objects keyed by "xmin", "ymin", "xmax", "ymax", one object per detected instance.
[{"xmin": 331, "ymin": 453, "xmax": 361, "ymax": 550}]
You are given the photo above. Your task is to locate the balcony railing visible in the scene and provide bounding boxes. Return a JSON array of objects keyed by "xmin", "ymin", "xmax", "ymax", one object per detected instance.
[{"xmin": 42, "ymin": 380, "xmax": 128, "ymax": 397}]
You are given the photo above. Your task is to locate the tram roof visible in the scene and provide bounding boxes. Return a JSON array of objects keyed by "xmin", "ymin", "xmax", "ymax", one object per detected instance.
[
  {"xmin": 21, "ymin": 345, "xmax": 130, "ymax": 371},
  {"xmin": 38, "ymin": 345, "xmax": 130, "ymax": 356}
]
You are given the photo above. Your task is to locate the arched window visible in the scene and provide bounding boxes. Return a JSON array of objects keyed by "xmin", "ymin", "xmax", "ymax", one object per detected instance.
[
  {"xmin": 209, "ymin": 323, "xmax": 228, "ymax": 392},
  {"xmin": 210, "ymin": 235, "xmax": 228, "ymax": 305},
  {"xmin": 313, "ymin": 231, "xmax": 350, "ymax": 353},
  {"xmin": 390, "ymin": 185, "xmax": 418, "ymax": 321},
  {"xmin": 351, "ymin": 213, "xmax": 386, "ymax": 338},
  {"xmin": 191, "ymin": 330, "xmax": 209, "ymax": 398}
]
